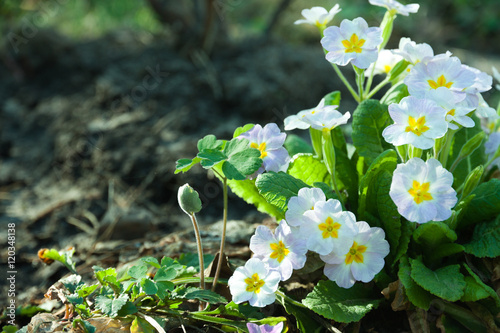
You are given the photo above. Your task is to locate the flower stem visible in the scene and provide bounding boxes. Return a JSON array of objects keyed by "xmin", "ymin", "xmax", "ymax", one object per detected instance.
[
  {"xmin": 322, "ymin": 130, "xmax": 345, "ymax": 208},
  {"xmin": 331, "ymin": 63, "xmax": 360, "ymax": 103},
  {"xmin": 275, "ymin": 290, "xmax": 308, "ymax": 309},
  {"xmin": 211, "ymin": 176, "xmax": 228, "ymax": 292},
  {"xmin": 354, "ymin": 66, "xmax": 365, "ymax": 101},
  {"xmin": 189, "ymin": 213, "xmax": 205, "ymax": 291},
  {"xmin": 365, "ymin": 76, "xmax": 391, "ymax": 99}
]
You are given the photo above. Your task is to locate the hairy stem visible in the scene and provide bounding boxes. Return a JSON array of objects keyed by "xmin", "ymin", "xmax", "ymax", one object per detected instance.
[{"xmin": 211, "ymin": 177, "xmax": 228, "ymax": 292}]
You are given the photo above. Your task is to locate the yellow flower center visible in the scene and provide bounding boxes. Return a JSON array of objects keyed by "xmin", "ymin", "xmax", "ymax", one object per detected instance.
[
  {"xmin": 428, "ymin": 75, "xmax": 453, "ymax": 89},
  {"xmin": 345, "ymin": 241, "xmax": 367, "ymax": 264},
  {"xmin": 405, "ymin": 116, "xmax": 429, "ymax": 136},
  {"xmin": 384, "ymin": 65, "xmax": 392, "ymax": 73},
  {"xmin": 269, "ymin": 240, "xmax": 290, "ymax": 263},
  {"xmin": 318, "ymin": 217, "xmax": 341, "ymax": 239},
  {"xmin": 447, "ymin": 109, "xmax": 456, "ymax": 117},
  {"xmin": 408, "ymin": 180, "xmax": 433, "ymax": 204},
  {"xmin": 244, "ymin": 273, "xmax": 265, "ymax": 293},
  {"xmin": 342, "ymin": 34, "xmax": 365, "ymax": 53},
  {"xmin": 250, "ymin": 142, "xmax": 268, "ymax": 159}
]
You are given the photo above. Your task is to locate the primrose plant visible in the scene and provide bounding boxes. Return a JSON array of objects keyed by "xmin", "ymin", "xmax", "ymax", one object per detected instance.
[{"xmin": 176, "ymin": 0, "xmax": 500, "ymax": 331}]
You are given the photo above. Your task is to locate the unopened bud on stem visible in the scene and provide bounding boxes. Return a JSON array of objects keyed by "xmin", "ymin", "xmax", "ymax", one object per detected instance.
[{"xmin": 178, "ymin": 184, "xmax": 202, "ymax": 215}]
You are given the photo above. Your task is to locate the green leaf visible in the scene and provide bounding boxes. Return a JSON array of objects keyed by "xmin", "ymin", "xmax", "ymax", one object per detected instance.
[
  {"xmin": 462, "ymin": 179, "xmax": 500, "ymax": 225},
  {"xmin": 140, "ymin": 256, "xmax": 160, "ymax": 269},
  {"xmin": 198, "ymin": 149, "xmax": 226, "ymax": 168},
  {"xmin": 413, "ymin": 222, "xmax": 457, "ymax": 248},
  {"xmin": 174, "ymin": 157, "xmax": 201, "ymax": 174},
  {"xmin": 140, "ymin": 278, "xmax": 158, "ymax": 295},
  {"xmin": 130, "ymin": 316, "xmax": 155, "ymax": 333},
  {"xmin": 95, "ymin": 294, "xmax": 129, "ymax": 318},
  {"xmin": 376, "ymin": 170, "xmax": 401, "ymax": 251},
  {"xmin": 178, "ymin": 253, "xmax": 215, "ymax": 271},
  {"xmin": 463, "ymin": 216, "xmax": 500, "ymax": 258},
  {"xmin": 60, "ymin": 274, "xmax": 83, "ymax": 294},
  {"xmin": 94, "ymin": 267, "xmax": 117, "ymax": 285},
  {"xmin": 284, "ymin": 134, "xmax": 314, "ymax": 156},
  {"xmin": 255, "ymin": 171, "xmax": 309, "ymax": 215},
  {"xmin": 398, "ymin": 257, "xmax": 433, "ymax": 310},
  {"xmin": 77, "ymin": 284, "xmax": 99, "ymax": 298},
  {"xmin": 116, "ymin": 301, "xmax": 138, "ymax": 316},
  {"xmin": 438, "ymin": 315, "xmax": 471, "ymax": 333},
  {"xmin": 197, "ymin": 134, "xmax": 224, "ymax": 151},
  {"xmin": 287, "ymin": 154, "xmax": 329, "ymax": 186},
  {"xmin": 335, "ymin": 149, "xmax": 358, "ymax": 208},
  {"xmin": 154, "ymin": 266, "xmax": 177, "ymax": 282},
  {"xmin": 322, "ymin": 90, "xmax": 341, "ymax": 106},
  {"xmin": 222, "ymin": 148, "xmax": 262, "ymax": 180},
  {"xmin": 128, "ymin": 265, "xmax": 148, "ymax": 280},
  {"xmin": 409, "ymin": 259, "xmax": 465, "ymax": 301},
  {"xmin": 302, "ymin": 280, "xmax": 382, "ymax": 323},
  {"xmin": 233, "ymin": 123, "xmax": 255, "ymax": 138},
  {"xmin": 388, "ymin": 60, "xmax": 410, "ymax": 82},
  {"xmin": 1, "ymin": 326, "xmax": 20, "ymax": 333},
  {"xmin": 175, "ymin": 287, "xmax": 227, "ymax": 304},
  {"xmin": 72, "ymin": 319, "xmax": 96, "ymax": 333},
  {"xmin": 155, "ymin": 281, "xmax": 175, "ymax": 299},
  {"xmin": 352, "ymin": 99, "xmax": 391, "ymax": 166},
  {"xmin": 463, "ymin": 264, "xmax": 500, "ymax": 307},
  {"xmin": 226, "ymin": 177, "xmax": 284, "ymax": 219},
  {"xmin": 392, "ymin": 219, "xmax": 412, "ymax": 266},
  {"xmin": 428, "ymin": 243, "xmax": 464, "ymax": 262},
  {"xmin": 276, "ymin": 294, "xmax": 322, "ymax": 333},
  {"xmin": 358, "ymin": 149, "xmax": 398, "ymax": 219},
  {"xmin": 67, "ymin": 294, "xmax": 84, "ymax": 305},
  {"xmin": 461, "ymin": 276, "xmax": 491, "ymax": 303}
]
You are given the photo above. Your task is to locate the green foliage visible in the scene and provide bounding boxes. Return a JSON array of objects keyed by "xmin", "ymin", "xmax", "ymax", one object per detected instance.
[
  {"xmin": 287, "ymin": 154, "xmax": 329, "ymax": 186},
  {"xmin": 413, "ymin": 222, "xmax": 457, "ymax": 248},
  {"xmin": 95, "ymin": 294, "xmax": 130, "ymax": 318},
  {"xmin": 302, "ymin": 280, "xmax": 382, "ymax": 323},
  {"xmin": 376, "ymin": 170, "xmax": 401, "ymax": 252},
  {"xmin": 352, "ymin": 100, "xmax": 392, "ymax": 166},
  {"xmin": 462, "ymin": 264, "xmax": 500, "ymax": 306},
  {"xmin": 172, "ymin": 287, "xmax": 227, "ymax": 304},
  {"xmin": 130, "ymin": 317, "xmax": 155, "ymax": 333},
  {"xmin": 284, "ymin": 134, "xmax": 314, "ymax": 156},
  {"xmin": 255, "ymin": 171, "xmax": 309, "ymax": 216},
  {"xmin": 276, "ymin": 294, "xmax": 323, "ymax": 333},
  {"xmin": 409, "ymin": 259, "xmax": 465, "ymax": 302},
  {"xmin": 38, "ymin": 248, "xmax": 77, "ymax": 274},
  {"xmin": 462, "ymin": 179, "xmax": 500, "ymax": 226},
  {"xmin": 381, "ymin": 83, "xmax": 409, "ymax": 105},
  {"xmin": 398, "ymin": 257, "xmax": 433, "ymax": 310},
  {"xmin": 463, "ymin": 216, "xmax": 500, "ymax": 258}
]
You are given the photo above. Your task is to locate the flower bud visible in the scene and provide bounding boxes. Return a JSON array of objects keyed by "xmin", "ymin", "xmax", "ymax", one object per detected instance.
[
  {"xmin": 178, "ymin": 184, "xmax": 202, "ymax": 215},
  {"xmin": 457, "ymin": 131, "xmax": 485, "ymax": 160},
  {"xmin": 461, "ymin": 165, "xmax": 484, "ymax": 199},
  {"xmin": 310, "ymin": 128, "xmax": 323, "ymax": 159}
]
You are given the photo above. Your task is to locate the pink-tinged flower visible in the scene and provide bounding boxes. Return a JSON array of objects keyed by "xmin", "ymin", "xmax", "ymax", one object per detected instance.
[
  {"xmin": 404, "ymin": 55, "xmax": 490, "ymax": 108},
  {"xmin": 294, "ymin": 5, "xmax": 341, "ymax": 27},
  {"xmin": 321, "ymin": 221, "xmax": 390, "ymax": 288},
  {"xmin": 285, "ymin": 187, "xmax": 326, "ymax": 227},
  {"xmin": 238, "ymin": 123, "xmax": 290, "ymax": 177},
  {"xmin": 382, "ymin": 96, "xmax": 448, "ymax": 149},
  {"xmin": 321, "ymin": 17, "xmax": 383, "ymax": 69},
  {"xmin": 389, "ymin": 158, "xmax": 457, "ymax": 223},
  {"xmin": 247, "ymin": 322, "xmax": 284, "ymax": 333},
  {"xmin": 365, "ymin": 49, "xmax": 404, "ymax": 77},
  {"xmin": 368, "ymin": 0, "xmax": 419, "ymax": 16},
  {"xmin": 425, "ymin": 87, "xmax": 475, "ymax": 130},
  {"xmin": 301, "ymin": 199, "xmax": 357, "ymax": 255},
  {"xmin": 228, "ymin": 258, "xmax": 281, "ymax": 307},
  {"xmin": 395, "ymin": 37, "xmax": 434, "ymax": 65},
  {"xmin": 250, "ymin": 221, "xmax": 307, "ymax": 281}
]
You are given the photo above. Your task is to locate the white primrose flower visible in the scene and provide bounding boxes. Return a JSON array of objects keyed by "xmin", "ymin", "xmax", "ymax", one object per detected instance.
[
  {"xmin": 249, "ymin": 220, "xmax": 308, "ymax": 281},
  {"xmin": 395, "ymin": 37, "xmax": 434, "ymax": 65},
  {"xmin": 321, "ymin": 17, "xmax": 383, "ymax": 69},
  {"xmin": 425, "ymin": 87, "xmax": 475, "ymax": 130},
  {"xmin": 301, "ymin": 199, "xmax": 358, "ymax": 255},
  {"xmin": 302, "ymin": 105, "xmax": 351, "ymax": 132},
  {"xmin": 365, "ymin": 49, "xmax": 404, "ymax": 77},
  {"xmin": 389, "ymin": 158, "xmax": 457, "ymax": 224},
  {"xmin": 492, "ymin": 66, "xmax": 500, "ymax": 91},
  {"xmin": 368, "ymin": 0, "xmax": 419, "ymax": 16},
  {"xmin": 285, "ymin": 187, "xmax": 326, "ymax": 227},
  {"xmin": 238, "ymin": 123, "xmax": 290, "ymax": 177},
  {"xmin": 382, "ymin": 96, "xmax": 448, "ymax": 149},
  {"xmin": 321, "ymin": 221, "xmax": 390, "ymax": 288},
  {"xmin": 476, "ymin": 94, "xmax": 500, "ymax": 123},
  {"xmin": 284, "ymin": 98, "xmax": 340, "ymax": 131},
  {"xmin": 294, "ymin": 5, "xmax": 342, "ymax": 27},
  {"xmin": 405, "ymin": 54, "xmax": 491, "ymax": 108},
  {"xmin": 228, "ymin": 258, "xmax": 281, "ymax": 307}
]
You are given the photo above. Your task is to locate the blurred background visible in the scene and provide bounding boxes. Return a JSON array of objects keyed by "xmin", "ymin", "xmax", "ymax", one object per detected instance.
[{"xmin": 1, "ymin": 0, "xmax": 499, "ymax": 317}]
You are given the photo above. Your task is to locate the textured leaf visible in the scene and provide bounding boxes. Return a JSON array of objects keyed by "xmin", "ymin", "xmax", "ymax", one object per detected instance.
[
  {"xmin": 463, "ymin": 264, "xmax": 500, "ymax": 306},
  {"xmin": 323, "ymin": 90, "xmax": 341, "ymax": 106},
  {"xmin": 284, "ymin": 134, "xmax": 313, "ymax": 156},
  {"xmin": 223, "ymin": 148, "xmax": 262, "ymax": 180},
  {"xmin": 197, "ymin": 134, "xmax": 224, "ymax": 151},
  {"xmin": 255, "ymin": 172, "xmax": 309, "ymax": 216},
  {"xmin": 302, "ymin": 280, "xmax": 382, "ymax": 323},
  {"xmin": 352, "ymin": 99, "xmax": 391, "ymax": 166},
  {"xmin": 233, "ymin": 123, "xmax": 255, "ymax": 138},
  {"xmin": 413, "ymin": 222, "xmax": 457, "ymax": 249},
  {"xmin": 227, "ymin": 177, "xmax": 284, "ymax": 219},
  {"xmin": 116, "ymin": 301, "xmax": 138, "ymax": 316},
  {"xmin": 358, "ymin": 149, "xmax": 398, "ymax": 219},
  {"xmin": 140, "ymin": 278, "xmax": 158, "ymax": 295},
  {"xmin": 95, "ymin": 294, "xmax": 129, "ymax": 318},
  {"xmin": 409, "ymin": 259, "xmax": 465, "ymax": 301},
  {"xmin": 398, "ymin": 257, "xmax": 433, "ymax": 310},
  {"xmin": 336, "ymin": 149, "xmax": 358, "ymax": 208},
  {"xmin": 76, "ymin": 284, "xmax": 99, "ymax": 298},
  {"xmin": 130, "ymin": 316, "xmax": 155, "ymax": 333},
  {"xmin": 463, "ymin": 216, "xmax": 500, "ymax": 258},
  {"xmin": 128, "ymin": 265, "xmax": 148, "ymax": 280},
  {"xmin": 176, "ymin": 287, "xmax": 227, "ymax": 304},
  {"xmin": 174, "ymin": 157, "xmax": 201, "ymax": 174},
  {"xmin": 461, "ymin": 276, "xmax": 491, "ymax": 303},
  {"xmin": 154, "ymin": 266, "xmax": 177, "ymax": 282},
  {"xmin": 198, "ymin": 149, "xmax": 227, "ymax": 168},
  {"xmin": 376, "ymin": 170, "xmax": 400, "ymax": 251},
  {"xmin": 287, "ymin": 154, "xmax": 329, "ymax": 186},
  {"xmin": 462, "ymin": 179, "xmax": 500, "ymax": 225},
  {"xmin": 276, "ymin": 294, "xmax": 322, "ymax": 333},
  {"xmin": 140, "ymin": 256, "xmax": 160, "ymax": 269}
]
